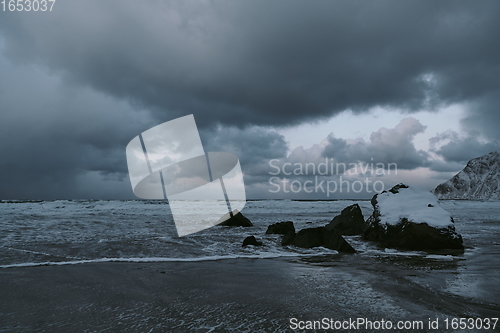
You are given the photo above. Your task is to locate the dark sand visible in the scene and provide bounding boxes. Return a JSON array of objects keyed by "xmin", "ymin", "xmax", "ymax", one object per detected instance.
[{"xmin": 1, "ymin": 255, "xmax": 499, "ymax": 332}]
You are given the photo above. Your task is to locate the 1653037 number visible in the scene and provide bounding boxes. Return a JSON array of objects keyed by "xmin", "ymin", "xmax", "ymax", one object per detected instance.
[
  {"xmin": 444, "ymin": 318, "xmax": 498, "ymax": 330},
  {"xmin": 1, "ymin": 0, "xmax": 56, "ymax": 11}
]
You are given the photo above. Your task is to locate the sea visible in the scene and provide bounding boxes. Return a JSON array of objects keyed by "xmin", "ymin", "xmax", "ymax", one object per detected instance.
[{"xmin": 1, "ymin": 199, "xmax": 499, "ymax": 332}]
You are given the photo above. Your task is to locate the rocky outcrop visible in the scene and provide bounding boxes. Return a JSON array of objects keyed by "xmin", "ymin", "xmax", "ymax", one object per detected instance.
[
  {"xmin": 242, "ymin": 236, "xmax": 262, "ymax": 247},
  {"xmin": 363, "ymin": 184, "xmax": 464, "ymax": 252},
  {"xmin": 217, "ymin": 210, "xmax": 253, "ymax": 227},
  {"xmin": 266, "ymin": 221, "xmax": 295, "ymax": 235},
  {"xmin": 325, "ymin": 204, "xmax": 365, "ymax": 235},
  {"xmin": 281, "ymin": 231, "xmax": 296, "ymax": 246},
  {"xmin": 289, "ymin": 227, "xmax": 356, "ymax": 253},
  {"xmin": 434, "ymin": 150, "xmax": 500, "ymax": 200}
]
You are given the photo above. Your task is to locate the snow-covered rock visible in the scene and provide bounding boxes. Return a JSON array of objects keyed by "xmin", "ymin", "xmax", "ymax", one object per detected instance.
[
  {"xmin": 434, "ymin": 150, "xmax": 500, "ymax": 200},
  {"xmin": 363, "ymin": 184, "xmax": 464, "ymax": 252}
]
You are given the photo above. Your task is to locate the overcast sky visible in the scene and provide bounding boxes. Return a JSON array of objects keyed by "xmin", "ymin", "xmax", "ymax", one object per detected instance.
[{"xmin": 1, "ymin": 0, "xmax": 499, "ymax": 199}]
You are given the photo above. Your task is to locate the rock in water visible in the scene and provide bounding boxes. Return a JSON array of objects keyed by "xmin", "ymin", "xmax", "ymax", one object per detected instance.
[
  {"xmin": 281, "ymin": 231, "xmax": 296, "ymax": 246},
  {"xmin": 242, "ymin": 236, "xmax": 262, "ymax": 247},
  {"xmin": 291, "ymin": 227, "xmax": 356, "ymax": 253},
  {"xmin": 434, "ymin": 150, "xmax": 500, "ymax": 200},
  {"xmin": 217, "ymin": 210, "xmax": 253, "ymax": 227},
  {"xmin": 363, "ymin": 183, "xmax": 464, "ymax": 252},
  {"xmin": 292, "ymin": 227, "xmax": 323, "ymax": 248},
  {"xmin": 322, "ymin": 228, "xmax": 356, "ymax": 253},
  {"xmin": 325, "ymin": 204, "xmax": 365, "ymax": 235},
  {"xmin": 266, "ymin": 221, "xmax": 295, "ymax": 234}
]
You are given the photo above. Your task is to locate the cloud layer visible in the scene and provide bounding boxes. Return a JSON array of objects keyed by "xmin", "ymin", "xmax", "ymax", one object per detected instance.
[
  {"xmin": 323, "ymin": 118, "xmax": 429, "ymax": 169},
  {"xmin": 1, "ymin": 1, "xmax": 499, "ymax": 198},
  {"xmin": 2, "ymin": 1, "xmax": 500, "ymax": 128}
]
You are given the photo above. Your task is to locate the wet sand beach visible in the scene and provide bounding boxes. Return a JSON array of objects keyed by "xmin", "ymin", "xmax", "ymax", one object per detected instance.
[{"xmin": 1, "ymin": 254, "xmax": 499, "ymax": 332}]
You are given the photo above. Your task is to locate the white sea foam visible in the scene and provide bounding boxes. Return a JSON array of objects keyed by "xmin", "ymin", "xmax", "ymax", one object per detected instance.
[
  {"xmin": 425, "ymin": 254, "xmax": 455, "ymax": 261},
  {"xmin": 0, "ymin": 251, "xmax": 337, "ymax": 269}
]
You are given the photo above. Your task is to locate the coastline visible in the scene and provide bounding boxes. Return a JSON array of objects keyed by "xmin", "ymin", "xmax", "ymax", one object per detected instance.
[{"xmin": 1, "ymin": 255, "xmax": 499, "ymax": 332}]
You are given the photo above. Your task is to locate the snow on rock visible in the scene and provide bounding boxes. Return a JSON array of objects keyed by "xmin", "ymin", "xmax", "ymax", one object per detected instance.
[
  {"xmin": 363, "ymin": 184, "xmax": 464, "ymax": 252},
  {"xmin": 376, "ymin": 184, "xmax": 453, "ymax": 228},
  {"xmin": 434, "ymin": 150, "xmax": 500, "ymax": 200}
]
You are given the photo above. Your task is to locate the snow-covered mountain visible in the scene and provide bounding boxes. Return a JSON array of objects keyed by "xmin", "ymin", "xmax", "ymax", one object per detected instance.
[{"xmin": 434, "ymin": 150, "xmax": 500, "ymax": 200}]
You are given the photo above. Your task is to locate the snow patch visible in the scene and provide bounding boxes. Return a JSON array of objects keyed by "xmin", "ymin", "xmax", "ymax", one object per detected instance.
[{"xmin": 377, "ymin": 185, "xmax": 453, "ymax": 228}]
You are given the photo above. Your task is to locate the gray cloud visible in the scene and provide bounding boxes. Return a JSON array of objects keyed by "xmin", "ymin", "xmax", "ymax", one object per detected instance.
[
  {"xmin": 430, "ymin": 130, "xmax": 500, "ymax": 163},
  {"xmin": 0, "ymin": 52, "xmax": 290, "ymax": 198},
  {"xmin": 459, "ymin": 93, "xmax": 500, "ymax": 143},
  {"xmin": 247, "ymin": 118, "xmax": 430, "ymax": 198},
  {"xmin": 0, "ymin": 56, "xmax": 155, "ymax": 199},
  {"xmin": 1, "ymin": 1, "xmax": 500, "ymax": 199},
  {"xmin": 200, "ymin": 126, "xmax": 289, "ymax": 186},
  {"xmin": 1, "ymin": 1, "xmax": 500, "ymax": 128},
  {"xmin": 323, "ymin": 117, "xmax": 429, "ymax": 169},
  {"xmin": 426, "ymin": 160, "xmax": 467, "ymax": 173}
]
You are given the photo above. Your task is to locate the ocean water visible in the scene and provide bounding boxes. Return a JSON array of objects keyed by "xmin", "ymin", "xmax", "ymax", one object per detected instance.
[
  {"xmin": 1, "ymin": 199, "xmax": 499, "ymax": 267},
  {"xmin": 1, "ymin": 199, "xmax": 359, "ymax": 267},
  {"xmin": 1, "ymin": 199, "xmax": 500, "ymax": 332}
]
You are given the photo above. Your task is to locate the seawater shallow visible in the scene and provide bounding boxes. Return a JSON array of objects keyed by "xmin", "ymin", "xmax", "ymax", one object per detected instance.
[{"xmin": 0, "ymin": 199, "xmax": 499, "ymax": 332}]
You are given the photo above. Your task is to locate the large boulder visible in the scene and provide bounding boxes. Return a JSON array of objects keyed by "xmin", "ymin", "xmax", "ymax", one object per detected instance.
[
  {"xmin": 281, "ymin": 231, "xmax": 296, "ymax": 246},
  {"xmin": 325, "ymin": 204, "xmax": 365, "ymax": 235},
  {"xmin": 242, "ymin": 236, "xmax": 263, "ymax": 247},
  {"xmin": 291, "ymin": 227, "xmax": 356, "ymax": 253},
  {"xmin": 363, "ymin": 183, "xmax": 464, "ymax": 252},
  {"xmin": 217, "ymin": 210, "xmax": 253, "ymax": 227},
  {"xmin": 292, "ymin": 227, "xmax": 323, "ymax": 248},
  {"xmin": 266, "ymin": 221, "xmax": 295, "ymax": 235}
]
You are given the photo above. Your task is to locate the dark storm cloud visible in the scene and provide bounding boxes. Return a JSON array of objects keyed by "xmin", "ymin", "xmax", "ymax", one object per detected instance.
[
  {"xmin": 0, "ymin": 55, "xmax": 155, "ymax": 199},
  {"xmin": 200, "ymin": 126, "xmax": 289, "ymax": 185},
  {"xmin": 1, "ymin": 0, "xmax": 500, "ymax": 199},
  {"xmin": 0, "ymin": 51, "xmax": 290, "ymax": 198},
  {"xmin": 201, "ymin": 126, "xmax": 288, "ymax": 166},
  {"xmin": 1, "ymin": 0, "xmax": 500, "ymax": 128}
]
